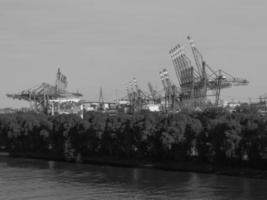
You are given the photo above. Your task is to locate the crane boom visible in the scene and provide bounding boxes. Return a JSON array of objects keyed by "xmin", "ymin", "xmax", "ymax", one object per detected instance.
[
  {"xmin": 187, "ymin": 36, "xmax": 203, "ymax": 77},
  {"xmin": 148, "ymin": 82, "xmax": 157, "ymax": 102},
  {"xmin": 159, "ymin": 71, "xmax": 167, "ymax": 93}
]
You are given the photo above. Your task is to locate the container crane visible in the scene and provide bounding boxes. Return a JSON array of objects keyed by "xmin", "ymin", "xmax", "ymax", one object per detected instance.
[
  {"xmin": 7, "ymin": 68, "xmax": 82, "ymax": 113},
  {"xmin": 159, "ymin": 69, "xmax": 180, "ymax": 112},
  {"xmin": 147, "ymin": 82, "xmax": 162, "ymax": 104},
  {"xmin": 127, "ymin": 78, "xmax": 147, "ymax": 112},
  {"xmin": 169, "ymin": 36, "xmax": 249, "ymax": 109},
  {"xmin": 147, "ymin": 82, "xmax": 157, "ymax": 103}
]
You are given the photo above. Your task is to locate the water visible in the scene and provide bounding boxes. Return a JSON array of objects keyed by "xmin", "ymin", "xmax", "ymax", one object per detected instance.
[{"xmin": 0, "ymin": 157, "xmax": 267, "ymax": 200}]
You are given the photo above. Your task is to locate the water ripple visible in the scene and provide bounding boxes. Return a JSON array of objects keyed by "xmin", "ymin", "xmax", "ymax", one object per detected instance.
[{"xmin": 0, "ymin": 157, "xmax": 267, "ymax": 199}]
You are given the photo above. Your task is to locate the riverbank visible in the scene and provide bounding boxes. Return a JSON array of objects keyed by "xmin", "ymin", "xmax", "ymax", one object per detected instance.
[
  {"xmin": 0, "ymin": 151, "xmax": 9, "ymax": 156},
  {"xmin": 9, "ymin": 152, "xmax": 267, "ymax": 179},
  {"xmin": 1, "ymin": 110, "xmax": 267, "ymax": 179}
]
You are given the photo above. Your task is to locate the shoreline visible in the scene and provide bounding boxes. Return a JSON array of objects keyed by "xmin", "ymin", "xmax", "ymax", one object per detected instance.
[
  {"xmin": 0, "ymin": 151, "xmax": 9, "ymax": 156},
  {"xmin": 7, "ymin": 152, "xmax": 267, "ymax": 179}
]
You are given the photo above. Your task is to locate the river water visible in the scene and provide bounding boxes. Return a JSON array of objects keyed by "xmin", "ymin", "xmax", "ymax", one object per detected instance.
[{"xmin": 0, "ymin": 157, "xmax": 267, "ymax": 200}]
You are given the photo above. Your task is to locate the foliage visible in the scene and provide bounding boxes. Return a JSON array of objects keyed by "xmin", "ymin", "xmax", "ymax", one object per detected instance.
[{"xmin": 0, "ymin": 108, "xmax": 267, "ymax": 168}]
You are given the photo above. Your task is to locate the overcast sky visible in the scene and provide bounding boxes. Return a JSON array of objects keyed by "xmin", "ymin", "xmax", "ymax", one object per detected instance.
[{"xmin": 0, "ymin": 0, "xmax": 267, "ymax": 108}]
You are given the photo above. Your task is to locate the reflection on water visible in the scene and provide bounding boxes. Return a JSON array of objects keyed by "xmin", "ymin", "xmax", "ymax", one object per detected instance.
[{"xmin": 0, "ymin": 157, "xmax": 267, "ymax": 200}]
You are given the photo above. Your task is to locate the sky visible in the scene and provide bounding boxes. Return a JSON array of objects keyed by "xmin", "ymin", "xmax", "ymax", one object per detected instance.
[{"xmin": 0, "ymin": 0, "xmax": 267, "ymax": 108}]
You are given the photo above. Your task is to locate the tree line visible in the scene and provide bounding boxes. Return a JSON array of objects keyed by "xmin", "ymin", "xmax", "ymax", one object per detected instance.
[{"xmin": 0, "ymin": 108, "xmax": 267, "ymax": 168}]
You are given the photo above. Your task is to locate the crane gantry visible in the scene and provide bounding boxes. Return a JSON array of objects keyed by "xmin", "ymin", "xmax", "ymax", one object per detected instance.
[
  {"xmin": 126, "ymin": 78, "xmax": 148, "ymax": 112},
  {"xmin": 159, "ymin": 68, "xmax": 180, "ymax": 112},
  {"xmin": 7, "ymin": 68, "xmax": 82, "ymax": 113},
  {"xmin": 169, "ymin": 36, "xmax": 249, "ymax": 110}
]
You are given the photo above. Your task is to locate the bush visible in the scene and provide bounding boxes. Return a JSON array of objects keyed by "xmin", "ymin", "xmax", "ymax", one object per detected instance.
[{"xmin": 0, "ymin": 108, "xmax": 267, "ymax": 168}]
